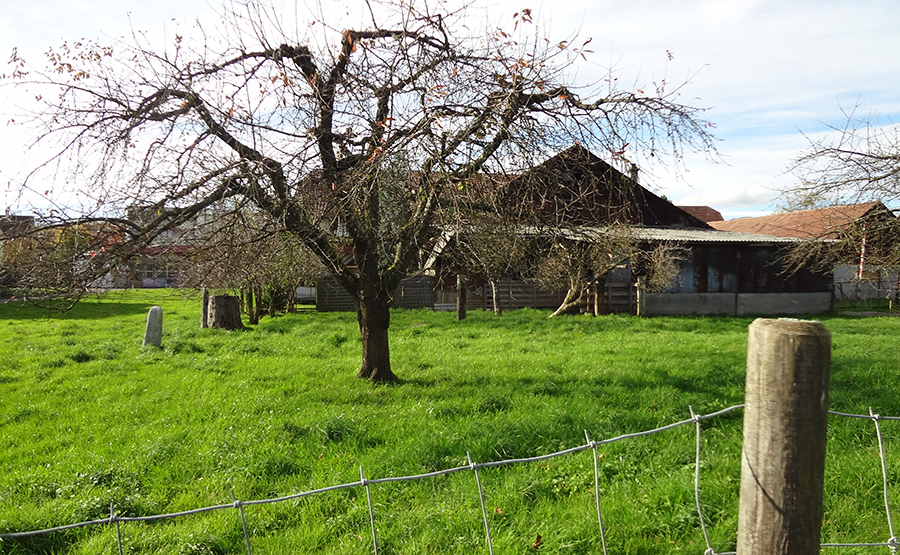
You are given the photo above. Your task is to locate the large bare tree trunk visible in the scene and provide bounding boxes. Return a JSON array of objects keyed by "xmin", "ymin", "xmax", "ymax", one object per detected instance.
[{"xmin": 356, "ymin": 290, "xmax": 395, "ymax": 382}]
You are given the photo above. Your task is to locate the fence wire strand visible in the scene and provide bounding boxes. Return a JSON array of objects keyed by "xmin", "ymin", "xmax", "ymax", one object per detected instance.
[{"xmin": 1, "ymin": 405, "xmax": 897, "ymax": 555}]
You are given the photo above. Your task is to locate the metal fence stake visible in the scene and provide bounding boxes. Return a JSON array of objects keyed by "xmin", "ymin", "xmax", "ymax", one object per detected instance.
[
  {"xmin": 110, "ymin": 503, "xmax": 123, "ymax": 555},
  {"xmin": 468, "ymin": 452, "xmax": 494, "ymax": 555},
  {"xmin": 232, "ymin": 490, "xmax": 253, "ymax": 555},
  {"xmin": 361, "ymin": 467, "xmax": 379, "ymax": 555},
  {"xmin": 585, "ymin": 431, "xmax": 609, "ymax": 555}
]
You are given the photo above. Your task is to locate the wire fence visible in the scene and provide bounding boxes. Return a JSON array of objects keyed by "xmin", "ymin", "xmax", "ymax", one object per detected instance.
[{"xmin": 1, "ymin": 406, "xmax": 897, "ymax": 555}]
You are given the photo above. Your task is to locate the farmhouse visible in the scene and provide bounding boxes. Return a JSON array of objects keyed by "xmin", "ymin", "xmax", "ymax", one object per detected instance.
[
  {"xmin": 617, "ymin": 227, "xmax": 832, "ymax": 316},
  {"xmin": 710, "ymin": 202, "xmax": 898, "ymax": 302},
  {"xmin": 106, "ymin": 145, "xmax": 835, "ymax": 317},
  {"xmin": 426, "ymin": 145, "xmax": 834, "ymax": 316}
]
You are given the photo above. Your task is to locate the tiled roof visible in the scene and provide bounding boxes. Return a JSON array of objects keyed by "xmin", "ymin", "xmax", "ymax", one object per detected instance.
[
  {"xmin": 677, "ymin": 206, "xmax": 724, "ymax": 222},
  {"xmin": 709, "ymin": 203, "xmax": 884, "ymax": 238}
]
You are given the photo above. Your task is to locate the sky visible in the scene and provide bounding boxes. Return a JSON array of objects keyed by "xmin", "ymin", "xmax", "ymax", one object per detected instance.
[{"xmin": 1, "ymin": 0, "xmax": 898, "ymax": 220}]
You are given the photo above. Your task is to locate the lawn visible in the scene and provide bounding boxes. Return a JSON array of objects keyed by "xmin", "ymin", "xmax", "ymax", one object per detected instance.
[{"xmin": 0, "ymin": 290, "xmax": 898, "ymax": 554}]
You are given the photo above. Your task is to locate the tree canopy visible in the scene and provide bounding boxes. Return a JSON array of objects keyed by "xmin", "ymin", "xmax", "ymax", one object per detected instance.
[{"xmin": 4, "ymin": 0, "xmax": 716, "ymax": 380}]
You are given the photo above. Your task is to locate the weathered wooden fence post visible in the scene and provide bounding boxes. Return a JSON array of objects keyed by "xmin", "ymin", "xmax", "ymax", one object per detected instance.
[
  {"xmin": 635, "ymin": 278, "xmax": 644, "ymax": 316},
  {"xmin": 737, "ymin": 318, "xmax": 831, "ymax": 555}
]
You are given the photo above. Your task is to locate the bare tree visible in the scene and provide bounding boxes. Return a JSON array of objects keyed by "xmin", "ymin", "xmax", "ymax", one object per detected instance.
[
  {"xmin": 790, "ymin": 109, "xmax": 900, "ymax": 207},
  {"xmin": 176, "ymin": 210, "xmax": 326, "ymax": 322},
  {"xmin": 534, "ymin": 226, "xmax": 633, "ymax": 317},
  {"xmin": 4, "ymin": 0, "xmax": 715, "ymax": 380},
  {"xmin": 447, "ymin": 209, "xmax": 533, "ymax": 316},
  {"xmin": 634, "ymin": 240, "xmax": 686, "ymax": 293},
  {"xmin": 535, "ymin": 232, "xmax": 686, "ymax": 317},
  {"xmin": 779, "ymin": 207, "xmax": 900, "ymax": 275},
  {"xmin": 0, "ymin": 222, "xmax": 120, "ymax": 307},
  {"xmin": 784, "ymin": 109, "xmax": 900, "ymax": 273}
]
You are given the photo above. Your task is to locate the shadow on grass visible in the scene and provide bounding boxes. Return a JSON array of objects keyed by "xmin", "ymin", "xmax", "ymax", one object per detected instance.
[
  {"xmin": 0, "ymin": 299, "xmax": 157, "ymax": 321},
  {"xmin": 397, "ymin": 367, "xmax": 746, "ymax": 410},
  {"xmin": 0, "ymin": 289, "xmax": 203, "ymax": 321}
]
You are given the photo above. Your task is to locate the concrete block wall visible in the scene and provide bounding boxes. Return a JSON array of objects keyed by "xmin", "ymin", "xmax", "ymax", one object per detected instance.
[{"xmin": 642, "ymin": 292, "xmax": 833, "ymax": 316}]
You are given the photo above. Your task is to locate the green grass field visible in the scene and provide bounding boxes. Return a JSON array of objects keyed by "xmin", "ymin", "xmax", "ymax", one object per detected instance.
[{"xmin": 1, "ymin": 290, "xmax": 898, "ymax": 554}]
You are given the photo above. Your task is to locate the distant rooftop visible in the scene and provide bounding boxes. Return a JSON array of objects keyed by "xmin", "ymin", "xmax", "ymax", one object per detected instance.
[
  {"xmin": 709, "ymin": 202, "xmax": 886, "ymax": 238},
  {"xmin": 676, "ymin": 206, "xmax": 723, "ymax": 223}
]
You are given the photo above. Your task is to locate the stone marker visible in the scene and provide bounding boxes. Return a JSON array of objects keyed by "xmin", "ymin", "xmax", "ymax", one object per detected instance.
[{"xmin": 143, "ymin": 305, "xmax": 163, "ymax": 347}]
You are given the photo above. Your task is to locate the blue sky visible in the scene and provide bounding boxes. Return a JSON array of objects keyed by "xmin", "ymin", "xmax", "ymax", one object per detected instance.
[{"xmin": 2, "ymin": 0, "xmax": 898, "ymax": 219}]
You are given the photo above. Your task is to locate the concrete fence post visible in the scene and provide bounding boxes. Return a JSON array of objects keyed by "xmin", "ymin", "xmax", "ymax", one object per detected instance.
[{"xmin": 737, "ymin": 318, "xmax": 831, "ymax": 555}]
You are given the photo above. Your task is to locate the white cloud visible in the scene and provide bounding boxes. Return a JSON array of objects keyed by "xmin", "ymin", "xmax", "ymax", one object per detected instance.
[{"xmin": 678, "ymin": 185, "xmax": 777, "ymax": 209}]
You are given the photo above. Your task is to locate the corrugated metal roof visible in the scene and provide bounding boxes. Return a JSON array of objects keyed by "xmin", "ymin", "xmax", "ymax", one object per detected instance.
[
  {"xmin": 549, "ymin": 226, "xmax": 815, "ymax": 244},
  {"xmin": 629, "ymin": 227, "xmax": 813, "ymax": 243},
  {"xmin": 432, "ymin": 225, "xmax": 832, "ymax": 257}
]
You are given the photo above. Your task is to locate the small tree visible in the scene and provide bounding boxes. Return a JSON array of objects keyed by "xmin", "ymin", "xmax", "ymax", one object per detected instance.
[
  {"xmin": 535, "ymin": 231, "xmax": 685, "ymax": 317},
  {"xmin": 177, "ymin": 211, "xmax": 326, "ymax": 323},
  {"xmin": 448, "ymin": 210, "xmax": 532, "ymax": 315},
  {"xmin": 634, "ymin": 240, "xmax": 686, "ymax": 293},
  {"xmin": 534, "ymin": 226, "xmax": 634, "ymax": 317},
  {"xmin": 5, "ymin": 0, "xmax": 715, "ymax": 380}
]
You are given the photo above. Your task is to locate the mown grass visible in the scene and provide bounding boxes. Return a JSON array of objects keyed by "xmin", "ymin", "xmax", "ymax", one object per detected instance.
[{"xmin": 0, "ymin": 289, "xmax": 897, "ymax": 554}]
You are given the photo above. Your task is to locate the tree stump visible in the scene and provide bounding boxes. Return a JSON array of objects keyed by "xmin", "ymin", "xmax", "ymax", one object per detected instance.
[{"xmin": 208, "ymin": 295, "xmax": 244, "ymax": 330}]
